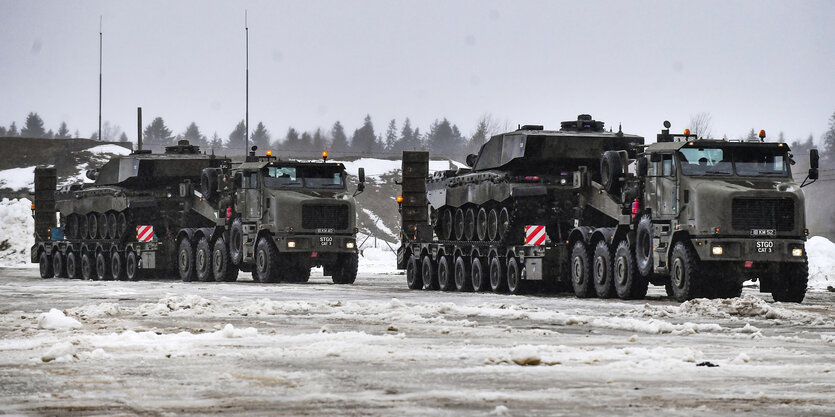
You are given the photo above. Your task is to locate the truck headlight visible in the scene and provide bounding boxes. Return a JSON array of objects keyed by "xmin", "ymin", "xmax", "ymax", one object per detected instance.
[
  {"xmin": 712, "ymin": 246, "xmax": 723, "ymax": 255},
  {"xmin": 287, "ymin": 241, "xmax": 296, "ymax": 248},
  {"xmin": 346, "ymin": 242, "xmax": 355, "ymax": 249},
  {"xmin": 792, "ymin": 248, "xmax": 803, "ymax": 257}
]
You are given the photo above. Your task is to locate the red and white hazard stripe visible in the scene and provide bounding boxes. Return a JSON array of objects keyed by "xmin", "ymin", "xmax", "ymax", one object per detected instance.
[
  {"xmin": 136, "ymin": 225, "xmax": 154, "ymax": 242},
  {"xmin": 524, "ymin": 225, "xmax": 548, "ymax": 246}
]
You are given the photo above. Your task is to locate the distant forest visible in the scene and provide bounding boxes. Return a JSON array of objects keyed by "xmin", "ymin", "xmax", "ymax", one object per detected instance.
[{"xmin": 2, "ymin": 111, "xmax": 834, "ymax": 162}]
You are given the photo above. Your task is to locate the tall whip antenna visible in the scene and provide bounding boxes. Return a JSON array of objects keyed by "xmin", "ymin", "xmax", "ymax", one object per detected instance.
[
  {"xmin": 245, "ymin": 10, "xmax": 249, "ymax": 154},
  {"xmin": 98, "ymin": 16, "xmax": 102, "ymax": 141}
]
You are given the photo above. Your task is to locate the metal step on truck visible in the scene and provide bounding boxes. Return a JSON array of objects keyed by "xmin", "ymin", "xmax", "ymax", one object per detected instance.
[{"xmin": 396, "ymin": 115, "xmax": 819, "ymax": 302}]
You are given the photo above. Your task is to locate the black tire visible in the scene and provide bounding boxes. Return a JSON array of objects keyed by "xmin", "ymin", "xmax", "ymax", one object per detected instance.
[
  {"xmin": 39, "ymin": 251, "xmax": 54, "ymax": 279},
  {"xmin": 111, "ymin": 251, "xmax": 126, "ymax": 281},
  {"xmin": 471, "ymin": 257, "xmax": 487, "ymax": 291},
  {"xmin": 406, "ymin": 255, "xmax": 422, "ymax": 289},
  {"xmin": 125, "ymin": 251, "xmax": 140, "ymax": 281},
  {"xmin": 635, "ymin": 214, "xmax": 654, "ymax": 277},
  {"xmin": 178, "ymin": 238, "xmax": 197, "ymax": 282},
  {"xmin": 476, "ymin": 208, "xmax": 488, "ymax": 241},
  {"xmin": 332, "ymin": 253, "xmax": 358, "ymax": 284},
  {"xmin": 98, "ymin": 213, "xmax": 109, "ymax": 240},
  {"xmin": 52, "ymin": 251, "xmax": 66, "ymax": 278},
  {"xmin": 201, "ymin": 168, "xmax": 219, "ymax": 200},
  {"xmin": 441, "ymin": 209, "xmax": 453, "ymax": 240},
  {"xmin": 498, "ymin": 208, "xmax": 510, "ymax": 240},
  {"xmin": 613, "ymin": 240, "xmax": 648, "ymax": 299},
  {"xmin": 290, "ymin": 263, "xmax": 312, "ymax": 283},
  {"xmin": 421, "ymin": 255, "xmax": 438, "ymax": 290},
  {"xmin": 81, "ymin": 252, "xmax": 94, "ymax": 280},
  {"xmin": 88, "ymin": 213, "xmax": 98, "ymax": 239},
  {"xmin": 228, "ymin": 218, "xmax": 244, "ymax": 266},
  {"xmin": 66, "ymin": 251, "xmax": 80, "ymax": 279},
  {"xmin": 487, "ymin": 209, "xmax": 499, "ymax": 241},
  {"xmin": 437, "ymin": 255, "xmax": 454, "ymax": 291},
  {"xmin": 506, "ymin": 257, "xmax": 523, "ymax": 295},
  {"xmin": 95, "ymin": 251, "xmax": 112, "ymax": 281},
  {"xmin": 107, "ymin": 212, "xmax": 118, "ymax": 240},
  {"xmin": 464, "ymin": 208, "xmax": 476, "ymax": 241},
  {"xmin": 254, "ymin": 237, "xmax": 279, "ymax": 283},
  {"xmin": 601, "ymin": 150, "xmax": 623, "ymax": 195},
  {"xmin": 669, "ymin": 242, "xmax": 704, "ymax": 302},
  {"xmin": 454, "ymin": 208, "xmax": 465, "ymax": 241},
  {"xmin": 454, "ymin": 256, "xmax": 472, "ymax": 292},
  {"xmin": 195, "ymin": 236, "xmax": 213, "ymax": 282},
  {"xmin": 772, "ymin": 261, "xmax": 808, "ymax": 303},
  {"xmin": 592, "ymin": 240, "xmax": 615, "ymax": 298},
  {"xmin": 570, "ymin": 241, "xmax": 594, "ymax": 298},
  {"xmin": 489, "ymin": 255, "xmax": 506, "ymax": 293},
  {"xmin": 78, "ymin": 215, "xmax": 88, "ymax": 240},
  {"xmin": 117, "ymin": 211, "xmax": 128, "ymax": 241},
  {"xmin": 212, "ymin": 237, "xmax": 239, "ymax": 282},
  {"xmin": 66, "ymin": 215, "xmax": 79, "ymax": 239},
  {"xmin": 712, "ymin": 279, "xmax": 743, "ymax": 299}
]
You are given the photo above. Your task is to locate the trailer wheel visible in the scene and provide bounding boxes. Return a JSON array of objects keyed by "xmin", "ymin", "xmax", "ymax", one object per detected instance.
[
  {"xmin": 332, "ymin": 253, "xmax": 358, "ymax": 284},
  {"xmin": 406, "ymin": 256, "xmax": 422, "ymax": 289},
  {"xmin": 454, "ymin": 208, "xmax": 465, "ymax": 241},
  {"xmin": 437, "ymin": 255, "xmax": 454, "ymax": 291},
  {"xmin": 506, "ymin": 257, "xmax": 523, "ymax": 295},
  {"xmin": 125, "ymin": 250, "xmax": 140, "ymax": 281},
  {"xmin": 178, "ymin": 238, "xmax": 197, "ymax": 282},
  {"xmin": 111, "ymin": 251, "xmax": 126, "ymax": 281},
  {"xmin": 81, "ymin": 252, "xmax": 94, "ymax": 280},
  {"xmin": 669, "ymin": 242, "xmax": 703, "ymax": 302},
  {"xmin": 228, "ymin": 218, "xmax": 244, "ymax": 266},
  {"xmin": 592, "ymin": 240, "xmax": 615, "ymax": 298},
  {"xmin": 489, "ymin": 255, "xmax": 507, "ymax": 293},
  {"xmin": 39, "ymin": 251, "xmax": 54, "ymax": 279},
  {"xmin": 95, "ymin": 251, "xmax": 112, "ymax": 281},
  {"xmin": 772, "ymin": 260, "xmax": 808, "ymax": 303},
  {"xmin": 107, "ymin": 212, "xmax": 118, "ymax": 240},
  {"xmin": 570, "ymin": 241, "xmax": 594, "ymax": 298},
  {"xmin": 195, "ymin": 236, "xmax": 213, "ymax": 282},
  {"xmin": 454, "ymin": 256, "xmax": 472, "ymax": 292},
  {"xmin": 476, "ymin": 208, "xmax": 488, "ymax": 241},
  {"xmin": 52, "ymin": 251, "xmax": 66, "ymax": 278},
  {"xmin": 254, "ymin": 237, "xmax": 279, "ymax": 283},
  {"xmin": 421, "ymin": 255, "xmax": 438, "ymax": 290},
  {"xmin": 635, "ymin": 214, "xmax": 653, "ymax": 277},
  {"xmin": 66, "ymin": 251, "xmax": 80, "ymax": 279},
  {"xmin": 613, "ymin": 240, "xmax": 647, "ymax": 299},
  {"xmin": 471, "ymin": 257, "xmax": 487, "ymax": 291},
  {"xmin": 487, "ymin": 209, "xmax": 499, "ymax": 241},
  {"xmin": 212, "ymin": 237, "xmax": 239, "ymax": 282},
  {"xmin": 601, "ymin": 151, "xmax": 623, "ymax": 195}
]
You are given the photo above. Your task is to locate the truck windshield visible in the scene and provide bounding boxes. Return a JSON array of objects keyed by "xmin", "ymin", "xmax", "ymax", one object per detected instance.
[
  {"xmin": 678, "ymin": 147, "xmax": 788, "ymax": 177},
  {"xmin": 264, "ymin": 166, "xmax": 345, "ymax": 189}
]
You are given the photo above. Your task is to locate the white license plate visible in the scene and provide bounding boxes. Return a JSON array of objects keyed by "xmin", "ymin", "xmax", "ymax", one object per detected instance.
[
  {"xmin": 756, "ymin": 240, "xmax": 773, "ymax": 253},
  {"xmin": 319, "ymin": 236, "xmax": 333, "ymax": 246}
]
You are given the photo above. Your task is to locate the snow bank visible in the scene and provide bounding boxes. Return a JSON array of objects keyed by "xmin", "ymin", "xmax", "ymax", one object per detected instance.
[
  {"xmin": 807, "ymin": 236, "xmax": 835, "ymax": 291},
  {"xmin": 337, "ymin": 158, "xmax": 464, "ymax": 177},
  {"xmin": 0, "ymin": 198, "xmax": 34, "ymax": 267},
  {"xmin": 0, "ymin": 166, "xmax": 36, "ymax": 191},
  {"xmin": 631, "ymin": 294, "xmax": 826, "ymax": 325},
  {"xmin": 359, "ymin": 246, "xmax": 397, "ymax": 274},
  {"xmin": 85, "ymin": 144, "xmax": 132, "ymax": 155},
  {"xmin": 37, "ymin": 308, "xmax": 82, "ymax": 330}
]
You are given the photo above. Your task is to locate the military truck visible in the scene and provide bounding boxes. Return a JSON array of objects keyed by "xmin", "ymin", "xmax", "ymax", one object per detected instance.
[{"xmin": 396, "ymin": 116, "xmax": 818, "ymax": 302}]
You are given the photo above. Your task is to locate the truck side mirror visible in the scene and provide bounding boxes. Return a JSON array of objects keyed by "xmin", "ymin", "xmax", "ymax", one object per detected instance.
[
  {"xmin": 801, "ymin": 149, "xmax": 819, "ymax": 187},
  {"xmin": 637, "ymin": 156, "xmax": 648, "ymax": 177},
  {"xmin": 358, "ymin": 167, "xmax": 366, "ymax": 183},
  {"xmin": 466, "ymin": 154, "xmax": 478, "ymax": 167},
  {"xmin": 810, "ymin": 149, "xmax": 819, "ymax": 169}
]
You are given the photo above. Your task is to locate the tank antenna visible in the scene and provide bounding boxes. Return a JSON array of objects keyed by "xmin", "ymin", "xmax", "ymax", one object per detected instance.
[
  {"xmin": 245, "ymin": 10, "xmax": 249, "ymax": 156},
  {"xmin": 137, "ymin": 107, "xmax": 142, "ymax": 151},
  {"xmin": 98, "ymin": 16, "xmax": 103, "ymax": 142}
]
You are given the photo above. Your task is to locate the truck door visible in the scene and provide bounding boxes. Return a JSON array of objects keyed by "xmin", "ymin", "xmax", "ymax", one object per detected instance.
[
  {"xmin": 235, "ymin": 170, "xmax": 262, "ymax": 221},
  {"xmin": 656, "ymin": 154, "xmax": 678, "ymax": 218}
]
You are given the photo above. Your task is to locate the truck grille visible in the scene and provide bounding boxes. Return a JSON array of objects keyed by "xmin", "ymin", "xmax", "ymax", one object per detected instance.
[
  {"xmin": 302, "ymin": 204, "xmax": 349, "ymax": 230},
  {"xmin": 731, "ymin": 198, "xmax": 794, "ymax": 232}
]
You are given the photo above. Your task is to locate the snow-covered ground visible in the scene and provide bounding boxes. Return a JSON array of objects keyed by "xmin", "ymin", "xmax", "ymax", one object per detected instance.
[
  {"xmin": 0, "ymin": 166, "xmax": 37, "ymax": 191},
  {"xmin": 338, "ymin": 158, "xmax": 466, "ymax": 178},
  {"xmin": 0, "ymin": 198, "xmax": 34, "ymax": 267}
]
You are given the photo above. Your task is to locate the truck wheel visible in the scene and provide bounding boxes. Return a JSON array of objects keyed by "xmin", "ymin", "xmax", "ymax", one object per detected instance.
[
  {"xmin": 212, "ymin": 237, "xmax": 239, "ymax": 282},
  {"xmin": 441, "ymin": 209, "xmax": 453, "ymax": 240},
  {"xmin": 464, "ymin": 208, "xmax": 476, "ymax": 241},
  {"xmin": 254, "ymin": 238, "xmax": 279, "ymax": 283},
  {"xmin": 454, "ymin": 208, "xmax": 465, "ymax": 241},
  {"xmin": 421, "ymin": 255, "xmax": 438, "ymax": 289},
  {"xmin": 95, "ymin": 251, "xmax": 112, "ymax": 280},
  {"xmin": 487, "ymin": 209, "xmax": 499, "ymax": 241},
  {"xmin": 81, "ymin": 252, "xmax": 94, "ymax": 280},
  {"xmin": 506, "ymin": 257, "xmax": 523, "ymax": 295},
  {"xmin": 712, "ymin": 280, "xmax": 743, "ymax": 299},
  {"xmin": 292, "ymin": 265, "xmax": 312, "ymax": 283},
  {"xmin": 601, "ymin": 151, "xmax": 623, "ymax": 195},
  {"xmin": 593, "ymin": 240, "xmax": 615, "ymax": 298},
  {"xmin": 406, "ymin": 255, "xmax": 422, "ymax": 289},
  {"xmin": 635, "ymin": 214, "xmax": 653, "ymax": 277},
  {"xmin": 332, "ymin": 253, "xmax": 358, "ymax": 284},
  {"xmin": 195, "ymin": 236, "xmax": 213, "ymax": 282},
  {"xmin": 111, "ymin": 251, "xmax": 126, "ymax": 281},
  {"xmin": 228, "ymin": 218, "xmax": 244, "ymax": 266},
  {"xmin": 570, "ymin": 241, "xmax": 594, "ymax": 298},
  {"xmin": 125, "ymin": 250, "xmax": 140, "ymax": 281},
  {"xmin": 471, "ymin": 257, "xmax": 487, "ymax": 291},
  {"xmin": 454, "ymin": 256, "xmax": 472, "ymax": 292},
  {"xmin": 66, "ymin": 251, "xmax": 80, "ymax": 279},
  {"xmin": 613, "ymin": 240, "xmax": 648, "ymax": 299},
  {"xmin": 52, "ymin": 251, "xmax": 66, "ymax": 278},
  {"xmin": 772, "ymin": 261, "xmax": 808, "ymax": 303},
  {"xmin": 39, "ymin": 251, "xmax": 54, "ymax": 279},
  {"xmin": 178, "ymin": 238, "xmax": 197, "ymax": 282},
  {"xmin": 437, "ymin": 255, "xmax": 454, "ymax": 291},
  {"xmin": 489, "ymin": 255, "xmax": 507, "ymax": 293},
  {"xmin": 88, "ymin": 213, "xmax": 98, "ymax": 239},
  {"xmin": 669, "ymin": 242, "xmax": 703, "ymax": 302},
  {"xmin": 476, "ymin": 208, "xmax": 488, "ymax": 241},
  {"xmin": 108, "ymin": 212, "xmax": 118, "ymax": 240}
]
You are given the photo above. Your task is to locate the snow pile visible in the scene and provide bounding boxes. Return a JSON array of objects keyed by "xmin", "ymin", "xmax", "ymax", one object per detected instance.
[
  {"xmin": 359, "ymin": 246, "xmax": 397, "ymax": 274},
  {"xmin": 67, "ymin": 302, "xmax": 122, "ymax": 318},
  {"xmin": 0, "ymin": 166, "xmax": 36, "ymax": 191},
  {"xmin": 41, "ymin": 341, "xmax": 77, "ymax": 362},
  {"xmin": 219, "ymin": 323, "xmax": 258, "ymax": 338},
  {"xmin": 37, "ymin": 308, "xmax": 82, "ymax": 330},
  {"xmin": 137, "ymin": 295, "xmax": 216, "ymax": 316},
  {"xmin": 0, "ymin": 198, "xmax": 34, "ymax": 267},
  {"xmin": 807, "ymin": 236, "xmax": 835, "ymax": 291},
  {"xmin": 632, "ymin": 295, "xmax": 825, "ymax": 325},
  {"xmin": 86, "ymin": 144, "xmax": 132, "ymax": 155}
]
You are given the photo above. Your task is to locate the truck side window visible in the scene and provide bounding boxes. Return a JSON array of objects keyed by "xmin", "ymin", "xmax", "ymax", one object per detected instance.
[
  {"xmin": 662, "ymin": 155, "xmax": 674, "ymax": 176},
  {"xmin": 249, "ymin": 172, "xmax": 259, "ymax": 189}
]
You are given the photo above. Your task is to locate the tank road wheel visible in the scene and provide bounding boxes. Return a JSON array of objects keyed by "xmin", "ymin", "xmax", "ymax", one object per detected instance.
[
  {"xmin": 111, "ymin": 251, "xmax": 126, "ymax": 281},
  {"xmin": 228, "ymin": 218, "xmax": 244, "ymax": 266},
  {"xmin": 212, "ymin": 237, "xmax": 239, "ymax": 282},
  {"xmin": 421, "ymin": 255, "xmax": 438, "ymax": 290},
  {"xmin": 454, "ymin": 208, "xmax": 465, "ymax": 241},
  {"xmin": 332, "ymin": 253, "xmax": 358, "ymax": 284},
  {"xmin": 178, "ymin": 238, "xmax": 197, "ymax": 282},
  {"xmin": 98, "ymin": 213, "xmax": 109, "ymax": 239},
  {"xmin": 613, "ymin": 240, "xmax": 648, "ymax": 300},
  {"xmin": 39, "ymin": 251, "xmax": 54, "ymax": 279},
  {"xmin": 95, "ymin": 251, "xmax": 112, "ymax": 280},
  {"xmin": 437, "ymin": 255, "xmax": 454, "ymax": 291},
  {"xmin": 636, "ymin": 214, "xmax": 654, "ymax": 277},
  {"xmin": 476, "ymin": 208, "xmax": 488, "ymax": 241},
  {"xmin": 506, "ymin": 257, "xmax": 524, "ymax": 295},
  {"xmin": 498, "ymin": 207, "xmax": 510, "ymax": 240},
  {"xmin": 81, "ymin": 252, "xmax": 94, "ymax": 280},
  {"xmin": 78, "ymin": 215, "xmax": 88, "ymax": 240},
  {"xmin": 66, "ymin": 251, "xmax": 80, "ymax": 279},
  {"xmin": 593, "ymin": 241, "xmax": 615, "ymax": 299},
  {"xmin": 52, "ymin": 251, "xmax": 66, "ymax": 278},
  {"xmin": 66, "ymin": 215, "xmax": 79, "ymax": 239},
  {"xmin": 117, "ymin": 212, "xmax": 129, "ymax": 241},
  {"xmin": 107, "ymin": 212, "xmax": 118, "ymax": 240},
  {"xmin": 489, "ymin": 255, "xmax": 507, "ymax": 293},
  {"xmin": 570, "ymin": 241, "xmax": 594, "ymax": 298},
  {"xmin": 195, "ymin": 236, "xmax": 213, "ymax": 282},
  {"xmin": 464, "ymin": 208, "xmax": 476, "ymax": 241},
  {"xmin": 406, "ymin": 255, "xmax": 423, "ymax": 289},
  {"xmin": 88, "ymin": 213, "xmax": 98, "ymax": 239},
  {"xmin": 125, "ymin": 251, "xmax": 140, "ymax": 281},
  {"xmin": 772, "ymin": 260, "xmax": 808, "ymax": 303},
  {"xmin": 601, "ymin": 151, "xmax": 623, "ymax": 195},
  {"xmin": 669, "ymin": 242, "xmax": 704, "ymax": 302},
  {"xmin": 441, "ymin": 209, "xmax": 453, "ymax": 241},
  {"xmin": 487, "ymin": 209, "xmax": 499, "ymax": 241},
  {"xmin": 254, "ymin": 237, "xmax": 280, "ymax": 283},
  {"xmin": 454, "ymin": 256, "xmax": 472, "ymax": 292},
  {"xmin": 471, "ymin": 257, "xmax": 487, "ymax": 291}
]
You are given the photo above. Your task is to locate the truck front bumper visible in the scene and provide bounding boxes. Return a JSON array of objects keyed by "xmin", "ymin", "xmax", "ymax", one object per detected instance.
[
  {"xmin": 274, "ymin": 234, "xmax": 358, "ymax": 254},
  {"xmin": 689, "ymin": 236, "xmax": 806, "ymax": 263}
]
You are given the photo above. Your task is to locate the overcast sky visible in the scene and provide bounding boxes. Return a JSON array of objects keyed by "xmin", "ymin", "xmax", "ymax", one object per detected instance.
[{"xmin": 1, "ymin": 0, "xmax": 833, "ymax": 150}]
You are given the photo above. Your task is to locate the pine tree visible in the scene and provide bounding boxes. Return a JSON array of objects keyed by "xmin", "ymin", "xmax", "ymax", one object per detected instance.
[
  {"xmin": 284, "ymin": 127, "xmax": 301, "ymax": 153},
  {"xmin": 745, "ymin": 128, "xmax": 758, "ymax": 142},
  {"xmin": 250, "ymin": 122, "xmax": 271, "ymax": 151},
  {"xmin": 143, "ymin": 117, "xmax": 174, "ymax": 146},
  {"xmin": 312, "ymin": 128, "xmax": 327, "ymax": 154},
  {"xmin": 57, "ymin": 122, "xmax": 70, "ymax": 138},
  {"xmin": 209, "ymin": 132, "xmax": 223, "ymax": 151},
  {"xmin": 0, "ymin": 126, "xmax": 6, "ymax": 136},
  {"xmin": 384, "ymin": 119, "xmax": 398, "ymax": 151},
  {"xmin": 119, "ymin": 132, "xmax": 129, "ymax": 142},
  {"xmin": 351, "ymin": 115, "xmax": 378, "ymax": 156},
  {"xmin": 412, "ymin": 127, "xmax": 423, "ymax": 150},
  {"xmin": 426, "ymin": 118, "xmax": 465, "ymax": 157},
  {"xmin": 227, "ymin": 120, "xmax": 246, "ymax": 152},
  {"xmin": 395, "ymin": 118, "xmax": 415, "ymax": 152},
  {"xmin": 469, "ymin": 118, "xmax": 489, "ymax": 153},
  {"xmin": 101, "ymin": 121, "xmax": 122, "ymax": 142},
  {"xmin": 45, "ymin": 129, "xmax": 54, "ymax": 139},
  {"xmin": 21, "ymin": 112, "xmax": 46, "ymax": 137},
  {"xmin": 8, "ymin": 122, "xmax": 18, "ymax": 136},
  {"xmin": 299, "ymin": 132, "xmax": 314, "ymax": 153},
  {"xmin": 331, "ymin": 121, "xmax": 349, "ymax": 153},
  {"xmin": 824, "ymin": 111, "xmax": 835, "ymax": 160},
  {"xmin": 183, "ymin": 122, "xmax": 208, "ymax": 147}
]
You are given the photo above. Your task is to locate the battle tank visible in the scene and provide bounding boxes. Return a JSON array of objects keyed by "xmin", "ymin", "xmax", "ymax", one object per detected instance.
[
  {"xmin": 425, "ymin": 115, "xmax": 644, "ymax": 245},
  {"xmin": 55, "ymin": 140, "xmax": 228, "ymax": 242}
]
